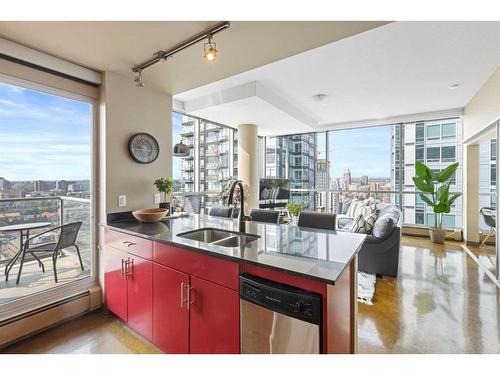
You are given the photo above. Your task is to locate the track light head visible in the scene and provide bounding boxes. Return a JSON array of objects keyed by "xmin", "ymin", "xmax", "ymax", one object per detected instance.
[{"xmin": 204, "ymin": 35, "xmax": 218, "ymax": 62}]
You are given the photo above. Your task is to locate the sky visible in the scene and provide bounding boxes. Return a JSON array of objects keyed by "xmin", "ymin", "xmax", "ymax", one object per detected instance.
[
  {"xmin": 327, "ymin": 126, "xmax": 392, "ymax": 179},
  {"xmin": 0, "ymin": 81, "xmax": 91, "ymax": 181},
  {"xmin": 172, "ymin": 112, "xmax": 183, "ymax": 180}
]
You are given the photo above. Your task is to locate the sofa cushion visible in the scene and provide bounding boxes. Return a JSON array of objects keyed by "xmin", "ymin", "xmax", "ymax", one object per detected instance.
[
  {"xmin": 349, "ymin": 212, "xmax": 377, "ymax": 234},
  {"xmin": 372, "ymin": 214, "xmax": 396, "ymax": 240},
  {"xmin": 347, "ymin": 199, "xmax": 366, "ymax": 218}
]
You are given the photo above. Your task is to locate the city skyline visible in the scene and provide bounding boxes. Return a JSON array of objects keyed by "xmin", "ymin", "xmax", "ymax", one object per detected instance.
[{"xmin": 0, "ymin": 81, "xmax": 92, "ymax": 181}]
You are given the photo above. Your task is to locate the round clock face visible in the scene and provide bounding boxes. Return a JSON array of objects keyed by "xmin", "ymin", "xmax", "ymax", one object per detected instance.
[{"xmin": 128, "ymin": 133, "xmax": 160, "ymax": 164}]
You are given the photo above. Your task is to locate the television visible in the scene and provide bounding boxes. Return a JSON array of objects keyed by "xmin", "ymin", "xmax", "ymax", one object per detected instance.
[{"xmin": 259, "ymin": 178, "xmax": 290, "ymax": 205}]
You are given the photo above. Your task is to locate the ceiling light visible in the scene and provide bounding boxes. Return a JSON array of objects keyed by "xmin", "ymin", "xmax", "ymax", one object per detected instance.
[
  {"xmin": 173, "ymin": 140, "xmax": 190, "ymax": 157},
  {"xmin": 448, "ymin": 83, "xmax": 460, "ymax": 90},
  {"xmin": 204, "ymin": 35, "xmax": 218, "ymax": 62},
  {"xmin": 312, "ymin": 93, "xmax": 328, "ymax": 102},
  {"xmin": 134, "ymin": 70, "xmax": 145, "ymax": 88},
  {"xmin": 130, "ymin": 22, "xmax": 230, "ymax": 87}
]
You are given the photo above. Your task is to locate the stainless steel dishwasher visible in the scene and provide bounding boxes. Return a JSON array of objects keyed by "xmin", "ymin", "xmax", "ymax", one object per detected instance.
[{"xmin": 240, "ymin": 274, "xmax": 322, "ymax": 354}]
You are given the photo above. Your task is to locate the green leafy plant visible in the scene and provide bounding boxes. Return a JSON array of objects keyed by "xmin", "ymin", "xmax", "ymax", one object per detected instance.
[
  {"xmin": 153, "ymin": 177, "xmax": 173, "ymax": 198},
  {"xmin": 286, "ymin": 202, "xmax": 303, "ymax": 217},
  {"xmin": 412, "ymin": 161, "xmax": 462, "ymax": 229}
]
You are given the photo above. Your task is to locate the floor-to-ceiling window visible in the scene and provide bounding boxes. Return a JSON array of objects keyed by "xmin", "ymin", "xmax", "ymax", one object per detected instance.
[
  {"xmin": 0, "ymin": 79, "xmax": 94, "ymax": 306},
  {"xmin": 171, "ymin": 112, "xmax": 237, "ymax": 213},
  {"xmin": 261, "ymin": 118, "xmax": 463, "ymax": 229}
]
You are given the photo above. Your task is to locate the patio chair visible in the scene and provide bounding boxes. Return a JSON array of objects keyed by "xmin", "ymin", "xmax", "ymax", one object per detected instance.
[
  {"xmin": 17, "ymin": 222, "xmax": 83, "ymax": 283},
  {"xmin": 480, "ymin": 207, "xmax": 496, "ymax": 246}
]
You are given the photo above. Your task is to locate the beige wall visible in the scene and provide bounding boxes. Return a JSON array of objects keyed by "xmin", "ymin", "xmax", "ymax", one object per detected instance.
[
  {"xmin": 462, "ymin": 65, "xmax": 500, "ymax": 242},
  {"xmin": 102, "ymin": 71, "xmax": 172, "ymax": 214},
  {"xmin": 463, "ymin": 66, "xmax": 500, "ymax": 141}
]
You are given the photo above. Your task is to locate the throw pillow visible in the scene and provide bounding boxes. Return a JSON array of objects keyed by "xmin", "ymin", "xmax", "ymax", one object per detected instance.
[
  {"xmin": 372, "ymin": 215, "xmax": 396, "ymax": 240},
  {"xmin": 346, "ymin": 199, "xmax": 359, "ymax": 217},
  {"xmin": 349, "ymin": 212, "xmax": 378, "ymax": 234}
]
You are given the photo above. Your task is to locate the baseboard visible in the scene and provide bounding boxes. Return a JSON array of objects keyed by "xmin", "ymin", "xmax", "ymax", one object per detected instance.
[{"xmin": 0, "ymin": 287, "xmax": 102, "ymax": 349}]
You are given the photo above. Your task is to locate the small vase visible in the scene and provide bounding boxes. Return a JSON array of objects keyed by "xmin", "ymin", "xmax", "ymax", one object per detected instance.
[{"xmin": 429, "ymin": 228, "xmax": 445, "ymax": 244}]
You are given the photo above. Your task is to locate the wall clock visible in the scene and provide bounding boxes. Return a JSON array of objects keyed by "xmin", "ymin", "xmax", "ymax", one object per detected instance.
[{"xmin": 128, "ymin": 133, "xmax": 160, "ymax": 164}]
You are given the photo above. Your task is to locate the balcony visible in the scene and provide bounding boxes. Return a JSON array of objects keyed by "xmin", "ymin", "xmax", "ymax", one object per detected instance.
[{"xmin": 0, "ymin": 196, "xmax": 91, "ymax": 305}]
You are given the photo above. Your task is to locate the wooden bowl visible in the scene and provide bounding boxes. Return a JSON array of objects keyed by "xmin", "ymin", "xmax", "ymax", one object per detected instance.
[{"xmin": 132, "ymin": 208, "xmax": 168, "ymax": 223}]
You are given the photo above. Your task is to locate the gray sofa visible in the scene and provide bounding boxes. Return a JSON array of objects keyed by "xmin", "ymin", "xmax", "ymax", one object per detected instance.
[{"xmin": 337, "ymin": 202, "xmax": 402, "ymax": 277}]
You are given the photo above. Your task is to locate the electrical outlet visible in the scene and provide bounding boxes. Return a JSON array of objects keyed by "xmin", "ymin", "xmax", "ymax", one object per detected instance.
[
  {"xmin": 118, "ymin": 195, "xmax": 126, "ymax": 207},
  {"xmin": 154, "ymin": 193, "xmax": 161, "ymax": 204}
]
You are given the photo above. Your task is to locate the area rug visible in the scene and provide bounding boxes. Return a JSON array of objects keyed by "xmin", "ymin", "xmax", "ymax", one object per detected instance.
[{"xmin": 357, "ymin": 272, "xmax": 376, "ymax": 305}]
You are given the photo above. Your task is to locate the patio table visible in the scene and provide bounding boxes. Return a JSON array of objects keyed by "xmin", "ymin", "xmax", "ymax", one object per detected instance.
[{"xmin": 0, "ymin": 222, "xmax": 52, "ymax": 282}]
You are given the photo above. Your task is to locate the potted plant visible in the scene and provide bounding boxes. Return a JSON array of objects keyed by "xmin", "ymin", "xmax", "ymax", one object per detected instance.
[
  {"xmin": 153, "ymin": 177, "xmax": 173, "ymax": 214},
  {"xmin": 286, "ymin": 202, "xmax": 303, "ymax": 224},
  {"xmin": 412, "ymin": 161, "xmax": 462, "ymax": 244}
]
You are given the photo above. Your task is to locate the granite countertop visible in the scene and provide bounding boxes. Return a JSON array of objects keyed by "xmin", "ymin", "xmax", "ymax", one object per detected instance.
[{"xmin": 104, "ymin": 213, "xmax": 366, "ymax": 285}]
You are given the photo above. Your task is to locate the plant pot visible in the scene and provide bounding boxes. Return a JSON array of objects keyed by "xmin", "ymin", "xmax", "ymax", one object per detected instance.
[
  {"xmin": 159, "ymin": 202, "xmax": 170, "ymax": 215},
  {"xmin": 429, "ymin": 228, "xmax": 445, "ymax": 244}
]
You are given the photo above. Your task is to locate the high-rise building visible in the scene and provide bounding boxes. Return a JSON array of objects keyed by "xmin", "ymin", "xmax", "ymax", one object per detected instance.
[
  {"xmin": 360, "ymin": 175, "xmax": 368, "ymax": 186},
  {"xmin": 265, "ymin": 134, "xmax": 317, "ymax": 210},
  {"xmin": 394, "ymin": 118, "xmax": 463, "ymax": 228},
  {"xmin": 316, "ymin": 158, "xmax": 329, "ymax": 211},
  {"xmin": 341, "ymin": 169, "xmax": 352, "ymax": 190},
  {"xmin": 178, "ymin": 115, "xmax": 234, "ymax": 211},
  {"xmin": 288, "ymin": 134, "xmax": 317, "ymax": 210},
  {"xmin": 0, "ymin": 177, "xmax": 10, "ymax": 191}
]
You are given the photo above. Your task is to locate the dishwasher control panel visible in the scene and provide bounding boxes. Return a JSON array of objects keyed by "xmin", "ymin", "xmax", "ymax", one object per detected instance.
[{"xmin": 240, "ymin": 273, "xmax": 322, "ymax": 325}]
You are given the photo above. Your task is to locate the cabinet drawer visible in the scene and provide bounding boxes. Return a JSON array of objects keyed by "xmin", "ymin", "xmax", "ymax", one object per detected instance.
[
  {"xmin": 105, "ymin": 228, "xmax": 153, "ymax": 260},
  {"xmin": 153, "ymin": 242, "xmax": 239, "ymax": 290}
]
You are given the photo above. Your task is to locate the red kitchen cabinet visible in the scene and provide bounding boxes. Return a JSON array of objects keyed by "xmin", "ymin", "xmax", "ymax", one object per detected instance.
[
  {"xmin": 152, "ymin": 263, "xmax": 189, "ymax": 354},
  {"xmin": 103, "ymin": 246, "xmax": 128, "ymax": 322},
  {"xmin": 189, "ymin": 276, "xmax": 240, "ymax": 354},
  {"xmin": 127, "ymin": 254, "xmax": 153, "ymax": 341}
]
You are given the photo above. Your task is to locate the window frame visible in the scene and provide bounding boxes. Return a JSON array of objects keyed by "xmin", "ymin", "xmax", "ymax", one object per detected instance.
[{"xmin": 0, "ymin": 73, "xmax": 98, "ymax": 321}]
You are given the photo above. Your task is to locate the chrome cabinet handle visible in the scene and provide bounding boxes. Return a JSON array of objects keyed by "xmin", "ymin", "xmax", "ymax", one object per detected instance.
[
  {"xmin": 186, "ymin": 286, "xmax": 194, "ymax": 310},
  {"xmin": 180, "ymin": 282, "xmax": 185, "ymax": 308},
  {"xmin": 180, "ymin": 282, "xmax": 191, "ymax": 309},
  {"xmin": 121, "ymin": 241, "xmax": 136, "ymax": 247},
  {"xmin": 125, "ymin": 258, "xmax": 134, "ymax": 278}
]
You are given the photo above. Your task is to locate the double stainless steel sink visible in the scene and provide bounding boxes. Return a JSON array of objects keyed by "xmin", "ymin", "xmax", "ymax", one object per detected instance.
[{"xmin": 177, "ymin": 228, "xmax": 260, "ymax": 248}]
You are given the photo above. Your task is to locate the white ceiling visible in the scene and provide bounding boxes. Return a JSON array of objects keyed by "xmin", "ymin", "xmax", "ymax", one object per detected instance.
[
  {"xmin": 175, "ymin": 21, "xmax": 500, "ymax": 136},
  {"xmin": 0, "ymin": 21, "xmax": 387, "ymax": 95}
]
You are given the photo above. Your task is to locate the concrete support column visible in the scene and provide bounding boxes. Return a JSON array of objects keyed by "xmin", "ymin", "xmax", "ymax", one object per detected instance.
[
  {"xmin": 237, "ymin": 124, "xmax": 258, "ymax": 212},
  {"xmin": 464, "ymin": 144, "xmax": 480, "ymax": 244}
]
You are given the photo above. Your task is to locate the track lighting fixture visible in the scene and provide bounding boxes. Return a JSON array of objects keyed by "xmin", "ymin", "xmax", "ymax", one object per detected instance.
[
  {"xmin": 204, "ymin": 34, "xmax": 218, "ymax": 62},
  {"xmin": 134, "ymin": 70, "xmax": 145, "ymax": 88},
  {"xmin": 131, "ymin": 21, "xmax": 230, "ymax": 87}
]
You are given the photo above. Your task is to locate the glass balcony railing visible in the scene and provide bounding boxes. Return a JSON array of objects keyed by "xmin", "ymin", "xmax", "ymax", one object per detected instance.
[{"xmin": 0, "ymin": 196, "xmax": 92, "ymax": 305}]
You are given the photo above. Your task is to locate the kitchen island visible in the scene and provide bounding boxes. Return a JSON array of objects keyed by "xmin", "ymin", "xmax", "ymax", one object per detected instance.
[{"xmin": 103, "ymin": 213, "xmax": 365, "ymax": 354}]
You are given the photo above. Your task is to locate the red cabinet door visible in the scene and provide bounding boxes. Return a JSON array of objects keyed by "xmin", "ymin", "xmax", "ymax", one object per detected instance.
[
  {"xmin": 127, "ymin": 254, "xmax": 153, "ymax": 341},
  {"xmin": 189, "ymin": 276, "xmax": 240, "ymax": 354},
  {"xmin": 103, "ymin": 246, "xmax": 128, "ymax": 322},
  {"xmin": 152, "ymin": 264, "xmax": 190, "ymax": 354}
]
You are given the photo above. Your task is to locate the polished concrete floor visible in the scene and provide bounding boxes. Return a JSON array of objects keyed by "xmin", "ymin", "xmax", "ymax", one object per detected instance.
[
  {"xmin": 2, "ymin": 310, "xmax": 160, "ymax": 354},
  {"xmin": 358, "ymin": 237, "xmax": 500, "ymax": 353},
  {"xmin": 2, "ymin": 236, "xmax": 499, "ymax": 354}
]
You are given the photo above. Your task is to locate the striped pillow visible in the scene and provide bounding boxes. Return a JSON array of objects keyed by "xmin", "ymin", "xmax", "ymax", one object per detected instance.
[{"xmin": 349, "ymin": 212, "xmax": 378, "ymax": 234}]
